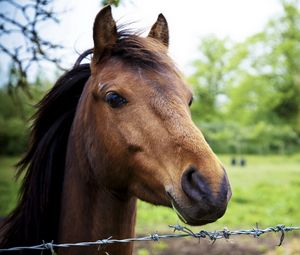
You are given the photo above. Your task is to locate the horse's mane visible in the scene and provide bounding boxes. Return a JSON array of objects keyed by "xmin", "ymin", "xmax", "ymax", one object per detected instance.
[
  {"xmin": 0, "ymin": 27, "xmax": 174, "ymax": 250},
  {"xmin": 0, "ymin": 62, "xmax": 91, "ymax": 249}
]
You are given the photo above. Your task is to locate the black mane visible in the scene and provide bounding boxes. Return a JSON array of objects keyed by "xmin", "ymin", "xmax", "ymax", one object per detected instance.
[{"xmin": 0, "ymin": 63, "xmax": 91, "ymax": 249}]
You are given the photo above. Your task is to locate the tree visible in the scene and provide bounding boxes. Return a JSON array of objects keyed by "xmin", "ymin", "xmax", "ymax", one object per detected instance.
[
  {"xmin": 189, "ymin": 0, "xmax": 300, "ymax": 153},
  {"xmin": 0, "ymin": 0, "xmax": 65, "ymax": 92},
  {"xmin": 0, "ymin": 0, "xmax": 124, "ymax": 92},
  {"xmin": 233, "ymin": 0, "xmax": 300, "ymax": 131},
  {"xmin": 188, "ymin": 36, "xmax": 247, "ymax": 122},
  {"xmin": 101, "ymin": 0, "xmax": 121, "ymax": 7}
]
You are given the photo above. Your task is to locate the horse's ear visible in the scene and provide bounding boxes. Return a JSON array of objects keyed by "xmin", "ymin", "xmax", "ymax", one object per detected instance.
[
  {"xmin": 93, "ymin": 5, "xmax": 117, "ymax": 64},
  {"xmin": 148, "ymin": 14, "xmax": 169, "ymax": 48}
]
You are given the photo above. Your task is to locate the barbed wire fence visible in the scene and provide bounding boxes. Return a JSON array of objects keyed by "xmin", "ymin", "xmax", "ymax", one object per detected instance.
[{"xmin": 0, "ymin": 224, "xmax": 299, "ymax": 253}]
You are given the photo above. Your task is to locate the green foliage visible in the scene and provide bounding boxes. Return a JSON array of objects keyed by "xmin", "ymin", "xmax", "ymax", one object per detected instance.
[
  {"xmin": 189, "ymin": 36, "xmax": 237, "ymax": 121},
  {"xmin": 0, "ymin": 81, "xmax": 47, "ymax": 155},
  {"xmin": 0, "ymin": 117, "xmax": 28, "ymax": 155},
  {"xmin": 189, "ymin": 0, "xmax": 300, "ymax": 154},
  {"xmin": 199, "ymin": 121, "xmax": 300, "ymax": 154},
  {"xmin": 101, "ymin": 0, "xmax": 120, "ymax": 7},
  {"xmin": 239, "ymin": 0, "xmax": 300, "ymax": 128},
  {"xmin": 0, "ymin": 156, "xmax": 20, "ymax": 216}
]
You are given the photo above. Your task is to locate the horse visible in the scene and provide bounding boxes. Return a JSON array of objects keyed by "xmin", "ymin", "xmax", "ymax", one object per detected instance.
[{"xmin": 0, "ymin": 6, "xmax": 231, "ymax": 255}]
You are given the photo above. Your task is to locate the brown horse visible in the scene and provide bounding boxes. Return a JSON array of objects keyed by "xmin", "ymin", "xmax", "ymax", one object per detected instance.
[{"xmin": 0, "ymin": 6, "xmax": 231, "ymax": 255}]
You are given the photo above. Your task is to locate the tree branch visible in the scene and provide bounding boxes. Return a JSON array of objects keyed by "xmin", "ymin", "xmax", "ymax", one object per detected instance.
[{"xmin": 0, "ymin": 0, "xmax": 65, "ymax": 92}]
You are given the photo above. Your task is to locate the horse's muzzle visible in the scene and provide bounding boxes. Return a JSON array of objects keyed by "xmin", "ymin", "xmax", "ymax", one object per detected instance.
[{"xmin": 171, "ymin": 166, "xmax": 231, "ymax": 226}]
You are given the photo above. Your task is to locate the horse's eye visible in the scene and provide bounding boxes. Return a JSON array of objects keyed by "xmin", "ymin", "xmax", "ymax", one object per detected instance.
[
  {"xmin": 188, "ymin": 96, "xmax": 193, "ymax": 107},
  {"xmin": 105, "ymin": 92, "xmax": 127, "ymax": 108}
]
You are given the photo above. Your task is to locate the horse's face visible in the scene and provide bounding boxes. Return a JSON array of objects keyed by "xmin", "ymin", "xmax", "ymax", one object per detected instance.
[{"xmin": 84, "ymin": 6, "xmax": 231, "ymax": 226}]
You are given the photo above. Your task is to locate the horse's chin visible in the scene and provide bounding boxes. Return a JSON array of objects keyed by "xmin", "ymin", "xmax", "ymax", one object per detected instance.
[{"xmin": 167, "ymin": 193, "xmax": 227, "ymax": 226}]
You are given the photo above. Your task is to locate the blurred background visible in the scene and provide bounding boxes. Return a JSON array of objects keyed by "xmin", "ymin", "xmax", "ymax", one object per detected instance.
[{"xmin": 0, "ymin": 0, "xmax": 299, "ymax": 254}]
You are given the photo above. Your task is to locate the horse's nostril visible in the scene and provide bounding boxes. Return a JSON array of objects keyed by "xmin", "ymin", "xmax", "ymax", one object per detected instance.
[
  {"xmin": 181, "ymin": 166, "xmax": 211, "ymax": 202},
  {"xmin": 174, "ymin": 166, "xmax": 231, "ymax": 225}
]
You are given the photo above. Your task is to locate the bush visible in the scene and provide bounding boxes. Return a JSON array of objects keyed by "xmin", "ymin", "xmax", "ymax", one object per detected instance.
[
  {"xmin": 196, "ymin": 121, "xmax": 300, "ymax": 154},
  {"xmin": 0, "ymin": 85, "xmax": 46, "ymax": 156},
  {"xmin": 0, "ymin": 117, "xmax": 29, "ymax": 155}
]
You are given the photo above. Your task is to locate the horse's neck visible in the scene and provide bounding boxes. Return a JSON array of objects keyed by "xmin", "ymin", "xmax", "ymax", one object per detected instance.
[{"xmin": 59, "ymin": 143, "xmax": 137, "ymax": 255}]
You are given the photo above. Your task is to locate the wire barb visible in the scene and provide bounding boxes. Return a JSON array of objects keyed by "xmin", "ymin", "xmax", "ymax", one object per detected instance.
[
  {"xmin": 275, "ymin": 225, "xmax": 286, "ymax": 246},
  {"xmin": 222, "ymin": 228, "xmax": 231, "ymax": 239},
  {"xmin": 150, "ymin": 233, "xmax": 160, "ymax": 241},
  {"xmin": 0, "ymin": 224, "xmax": 299, "ymax": 253},
  {"xmin": 42, "ymin": 241, "xmax": 55, "ymax": 255}
]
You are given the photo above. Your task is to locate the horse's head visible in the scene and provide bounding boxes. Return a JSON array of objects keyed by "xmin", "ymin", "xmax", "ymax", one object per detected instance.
[{"xmin": 78, "ymin": 6, "xmax": 231, "ymax": 226}]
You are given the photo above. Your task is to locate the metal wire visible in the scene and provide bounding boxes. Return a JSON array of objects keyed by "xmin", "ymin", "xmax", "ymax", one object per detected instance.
[{"xmin": 0, "ymin": 224, "xmax": 299, "ymax": 253}]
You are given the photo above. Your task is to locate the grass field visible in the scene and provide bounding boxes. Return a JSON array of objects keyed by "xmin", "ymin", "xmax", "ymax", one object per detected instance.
[{"xmin": 0, "ymin": 154, "xmax": 300, "ymax": 235}]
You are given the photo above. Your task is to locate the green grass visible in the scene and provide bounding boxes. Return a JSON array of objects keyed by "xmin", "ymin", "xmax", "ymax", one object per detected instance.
[
  {"xmin": 215, "ymin": 154, "xmax": 300, "ymax": 228},
  {"xmin": 1, "ymin": 155, "xmax": 300, "ymax": 234}
]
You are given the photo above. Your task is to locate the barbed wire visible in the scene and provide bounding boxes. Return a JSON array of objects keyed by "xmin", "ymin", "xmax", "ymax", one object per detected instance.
[{"xmin": 0, "ymin": 224, "xmax": 299, "ymax": 253}]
